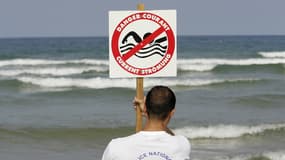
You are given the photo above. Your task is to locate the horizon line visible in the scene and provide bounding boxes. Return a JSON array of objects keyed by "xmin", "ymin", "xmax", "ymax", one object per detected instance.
[{"xmin": 1, "ymin": 34, "xmax": 285, "ymax": 39}]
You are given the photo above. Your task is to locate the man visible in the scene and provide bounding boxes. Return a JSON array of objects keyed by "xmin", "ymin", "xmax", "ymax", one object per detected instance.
[{"xmin": 102, "ymin": 85, "xmax": 191, "ymax": 160}]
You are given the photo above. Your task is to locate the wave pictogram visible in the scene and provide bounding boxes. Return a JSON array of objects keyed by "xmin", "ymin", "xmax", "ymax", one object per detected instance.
[{"xmin": 120, "ymin": 43, "xmax": 167, "ymax": 58}]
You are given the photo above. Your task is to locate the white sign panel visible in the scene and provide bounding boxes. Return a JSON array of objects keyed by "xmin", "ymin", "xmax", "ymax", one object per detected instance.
[{"xmin": 109, "ymin": 10, "xmax": 176, "ymax": 78}]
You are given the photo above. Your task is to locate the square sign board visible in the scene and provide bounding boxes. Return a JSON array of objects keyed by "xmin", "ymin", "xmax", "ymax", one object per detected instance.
[{"xmin": 109, "ymin": 10, "xmax": 176, "ymax": 78}]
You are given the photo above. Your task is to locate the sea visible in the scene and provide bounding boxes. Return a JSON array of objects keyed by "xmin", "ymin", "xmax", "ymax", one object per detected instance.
[{"xmin": 0, "ymin": 36, "xmax": 285, "ymax": 160}]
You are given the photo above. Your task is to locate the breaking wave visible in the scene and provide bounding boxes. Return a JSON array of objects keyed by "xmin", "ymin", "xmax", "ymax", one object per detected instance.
[
  {"xmin": 0, "ymin": 58, "xmax": 109, "ymax": 77},
  {"xmin": 16, "ymin": 77, "xmax": 260, "ymax": 89},
  {"xmin": 1, "ymin": 56, "xmax": 285, "ymax": 74},
  {"xmin": 0, "ymin": 58, "xmax": 109, "ymax": 67},
  {"xmin": 206, "ymin": 151, "xmax": 285, "ymax": 160},
  {"xmin": 177, "ymin": 58, "xmax": 285, "ymax": 72},
  {"xmin": 0, "ymin": 66, "xmax": 108, "ymax": 76},
  {"xmin": 259, "ymin": 51, "xmax": 285, "ymax": 58},
  {"xmin": 173, "ymin": 123, "xmax": 285, "ymax": 139}
]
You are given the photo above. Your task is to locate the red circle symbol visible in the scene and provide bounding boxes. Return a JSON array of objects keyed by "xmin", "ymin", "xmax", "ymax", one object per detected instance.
[{"xmin": 111, "ymin": 12, "xmax": 175, "ymax": 76}]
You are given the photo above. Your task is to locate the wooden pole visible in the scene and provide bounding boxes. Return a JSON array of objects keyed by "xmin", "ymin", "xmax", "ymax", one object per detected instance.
[
  {"xmin": 137, "ymin": 3, "xmax": 145, "ymax": 11},
  {"xmin": 135, "ymin": 3, "xmax": 145, "ymax": 132},
  {"xmin": 136, "ymin": 77, "xmax": 144, "ymax": 132}
]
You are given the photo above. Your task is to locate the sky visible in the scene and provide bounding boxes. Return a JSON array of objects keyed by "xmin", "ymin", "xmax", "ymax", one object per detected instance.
[{"xmin": 0, "ymin": 0, "xmax": 285, "ymax": 38}]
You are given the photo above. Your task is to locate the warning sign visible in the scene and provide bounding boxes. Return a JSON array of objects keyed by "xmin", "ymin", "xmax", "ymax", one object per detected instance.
[{"xmin": 109, "ymin": 10, "xmax": 176, "ymax": 78}]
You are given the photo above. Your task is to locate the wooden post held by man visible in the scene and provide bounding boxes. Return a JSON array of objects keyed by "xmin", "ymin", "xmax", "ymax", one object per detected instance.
[{"xmin": 135, "ymin": 3, "xmax": 145, "ymax": 132}]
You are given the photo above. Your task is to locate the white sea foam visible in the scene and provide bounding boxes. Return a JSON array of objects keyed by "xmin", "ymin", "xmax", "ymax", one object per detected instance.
[
  {"xmin": 177, "ymin": 58, "xmax": 285, "ymax": 72},
  {"xmin": 213, "ymin": 151, "xmax": 285, "ymax": 160},
  {"xmin": 174, "ymin": 123, "xmax": 285, "ymax": 139},
  {"xmin": 178, "ymin": 63, "xmax": 216, "ymax": 72},
  {"xmin": 0, "ymin": 58, "xmax": 109, "ymax": 67},
  {"xmin": 0, "ymin": 66, "xmax": 108, "ymax": 76},
  {"xmin": 17, "ymin": 77, "xmax": 260, "ymax": 89},
  {"xmin": 1, "ymin": 58, "xmax": 284, "ymax": 73},
  {"xmin": 259, "ymin": 51, "xmax": 285, "ymax": 58},
  {"xmin": 17, "ymin": 77, "xmax": 136, "ymax": 89},
  {"xmin": 264, "ymin": 151, "xmax": 285, "ymax": 160}
]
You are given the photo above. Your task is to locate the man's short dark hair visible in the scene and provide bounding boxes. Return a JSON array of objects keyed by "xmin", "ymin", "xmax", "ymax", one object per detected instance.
[{"xmin": 145, "ymin": 86, "xmax": 176, "ymax": 120}]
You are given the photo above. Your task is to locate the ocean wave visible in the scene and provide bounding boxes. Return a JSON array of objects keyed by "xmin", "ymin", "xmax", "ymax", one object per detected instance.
[
  {"xmin": 177, "ymin": 58, "xmax": 285, "ymax": 72},
  {"xmin": 0, "ymin": 66, "xmax": 108, "ymax": 76},
  {"xmin": 0, "ymin": 58, "xmax": 109, "ymax": 67},
  {"xmin": 16, "ymin": 77, "xmax": 260, "ymax": 89},
  {"xmin": 178, "ymin": 63, "xmax": 216, "ymax": 72},
  {"xmin": 17, "ymin": 77, "xmax": 135, "ymax": 89},
  {"xmin": 1, "ymin": 58, "xmax": 284, "ymax": 73},
  {"xmin": 173, "ymin": 123, "xmax": 285, "ymax": 139},
  {"xmin": 259, "ymin": 51, "xmax": 285, "ymax": 58},
  {"xmin": 209, "ymin": 151, "xmax": 285, "ymax": 160},
  {"xmin": 0, "ymin": 127, "xmax": 134, "ymax": 141},
  {"xmin": 264, "ymin": 151, "xmax": 285, "ymax": 160}
]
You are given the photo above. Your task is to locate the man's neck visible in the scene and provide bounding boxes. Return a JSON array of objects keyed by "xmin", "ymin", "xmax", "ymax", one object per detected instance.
[
  {"xmin": 143, "ymin": 120, "xmax": 174, "ymax": 135},
  {"xmin": 143, "ymin": 120, "xmax": 166, "ymax": 132}
]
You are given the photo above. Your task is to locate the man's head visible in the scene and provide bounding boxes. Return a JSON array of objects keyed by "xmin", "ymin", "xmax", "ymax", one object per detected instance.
[{"xmin": 145, "ymin": 86, "xmax": 176, "ymax": 121}]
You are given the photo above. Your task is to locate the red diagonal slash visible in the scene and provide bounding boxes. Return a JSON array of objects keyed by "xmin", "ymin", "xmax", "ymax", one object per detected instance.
[{"xmin": 122, "ymin": 26, "xmax": 165, "ymax": 61}]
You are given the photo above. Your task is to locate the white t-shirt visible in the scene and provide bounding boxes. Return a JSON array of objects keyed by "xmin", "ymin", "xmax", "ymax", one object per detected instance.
[{"xmin": 102, "ymin": 131, "xmax": 191, "ymax": 160}]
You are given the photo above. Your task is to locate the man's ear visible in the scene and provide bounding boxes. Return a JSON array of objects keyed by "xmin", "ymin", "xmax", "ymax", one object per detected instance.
[
  {"xmin": 142, "ymin": 99, "xmax": 148, "ymax": 117},
  {"xmin": 170, "ymin": 108, "xmax": 175, "ymax": 117},
  {"xmin": 143, "ymin": 104, "xmax": 147, "ymax": 114}
]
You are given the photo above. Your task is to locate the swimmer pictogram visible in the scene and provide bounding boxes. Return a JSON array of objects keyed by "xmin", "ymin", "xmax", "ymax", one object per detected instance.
[{"xmin": 120, "ymin": 31, "xmax": 167, "ymax": 58}]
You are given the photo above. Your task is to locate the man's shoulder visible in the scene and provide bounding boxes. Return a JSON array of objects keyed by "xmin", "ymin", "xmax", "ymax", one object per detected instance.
[
  {"xmin": 174, "ymin": 135, "xmax": 191, "ymax": 147},
  {"xmin": 109, "ymin": 132, "xmax": 190, "ymax": 148},
  {"xmin": 173, "ymin": 134, "xmax": 191, "ymax": 154},
  {"xmin": 104, "ymin": 132, "xmax": 191, "ymax": 160},
  {"xmin": 109, "ymin": 133, "xmax": 140, "ymax": 145},
  {"xmin": 174, "ymin": 134, "xmax": 189, "ymax": 142}
]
